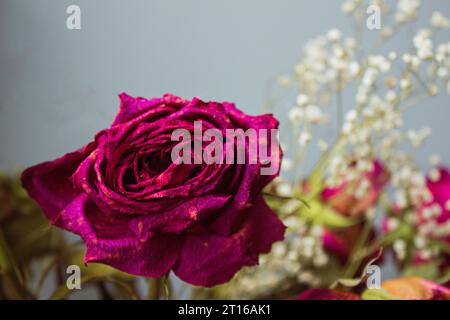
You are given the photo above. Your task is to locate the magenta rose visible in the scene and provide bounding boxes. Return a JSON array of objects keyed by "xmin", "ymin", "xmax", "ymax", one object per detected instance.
[
  {"xmin": 296, "ymin": 289, "xmax": 360, "ymax": 300},
  {"xmin": 320, "ymin": 160, "xmax": 389, "ymax": 262},
  {"xmin": 21, "ymin": 93, "xmax": 285, "ymax": 287}
]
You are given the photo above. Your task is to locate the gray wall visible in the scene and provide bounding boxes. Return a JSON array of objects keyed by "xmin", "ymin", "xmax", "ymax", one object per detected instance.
[{"xmin": 1, "ymin": 0, "xmax": 449, "ymax": 171}]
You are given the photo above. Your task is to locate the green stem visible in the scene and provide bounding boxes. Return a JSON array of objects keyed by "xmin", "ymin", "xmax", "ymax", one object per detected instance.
[
  {"xmin": 0, "ymin": 229, "xmax": 32, "ymax": 299},
  {"xmin": 147, "ymin": 278, "xmax": 162, "ymax": 300},
  {"xmin": 343, "ymin": 217, "xmax": 374, "ymax": 279}
]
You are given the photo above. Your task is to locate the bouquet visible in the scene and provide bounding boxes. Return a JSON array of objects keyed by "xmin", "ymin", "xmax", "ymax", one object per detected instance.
[{"xmin": 1, "ymin": 0, "xmax": 450, "ymax": 300}]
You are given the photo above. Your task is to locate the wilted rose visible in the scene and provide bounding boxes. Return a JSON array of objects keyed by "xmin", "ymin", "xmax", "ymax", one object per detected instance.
[{"xmin": 22, "ymin": 93, "xmax": 285, "ymax": 287}]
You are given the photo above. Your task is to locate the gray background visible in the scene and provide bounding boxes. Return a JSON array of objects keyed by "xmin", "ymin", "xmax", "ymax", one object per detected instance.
[
  {"xmin": 1, "ymin": 0, "xmax": 449, "ymax": 171},
  {"xmin": 0, "ymin": 0, "xmax": 449, "ymax": 298}
]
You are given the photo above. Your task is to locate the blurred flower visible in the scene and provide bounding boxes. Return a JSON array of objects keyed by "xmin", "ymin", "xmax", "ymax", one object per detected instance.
[
  {"xmin": 322, "ymin": 160, "xmax": 389, "ymax": 216},
  {"xmin": 296, "ymin": 288, "xmax": 360, "ymax": 300},
  {"xmin": 381, "ymin": 277, "xmax": 450, "ymax": 300},
  {"xmin": 430, "ymin": 11, "xmax": 450, "ymax": 29}
]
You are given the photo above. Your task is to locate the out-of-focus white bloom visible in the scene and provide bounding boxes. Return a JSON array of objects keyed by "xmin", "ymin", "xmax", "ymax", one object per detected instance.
[
  {"xmin": 428, "ymin": 168, "xmax": 441, "ymax": 182},
  {"xmin": 327, "ymin": 29, "xmax": 342, "ymax": 42},
  {"xmin": 388, "ymin": 51, "xmax": 398, "ymax": 61},
  {"xmin": 304, "ymin": 104, "xmax": 325, "ymax": 124},
  {"xmin": 395, "ymin": 0, "xmax": 420, "ymax": 24},
  {"xmin": 387, "ymin": 218, "xmax": 400, "ymax": 232},
  {"xmin": 288, "ymin": 107, "xmax": 304, "ymax": 124},
  {"xmin": 437, "ymin": 67, "xmax": 449, "ymax": 79},
  {"xmin": 407, "ymin": 127, "xmax": 431, "ymax": 148},
  {"xmin": 393, "ymin": 239, "xmax": 407, "ymax": 260},
  {"xmin": 414, "ymin": 236, "xmax": 427, "ymax": 249},
  {"xmin": 413, "ymin": 29, "xmax": 433, "ymax": 60},
  {"xmin": 281, "ymin": 158, "xmax": 293, "ymax": 172},
  {"xmin": 341, "ymin": 0, "xmax": 358, "ymax": 14},
  {"xmin": 381, "ymin": 27, "xmax": 394, "ymax": 39},
  {"xmin": 296, "ymin": 94, "xmax": 309, "ymax": 106},
  {"xmin": 400, "ymin": 78, "xmax": 412, "ymax": 89},
  {"xmin": 368, "ymin": 55, "xmax": 391, "ymax": 72},
  {"xmin": 348, "ymin": 61, "xmax": 360, "ymax": 77},
  {"xmin": 277, "ymin": 75, "xmax": 291, "ymax": 86},
  {"xmin": 395, "ymin": 189, "xmax": 408, "ymax": 209},
  {"xmin": 276, "ymin": 182, "xmax": 293, "ymax": 197},
  {"xmin": 431, "ymin": 11, "xmax": 450, "ymax": 29},
  {"xmin": 298, "ymin": 131, "xmax": 312, "ymax": 146},
  {"xmin": 317, "ymin": 139, "xmax": 328, "ymax": 152},
  {"xmin": 429, "ymin": 154, "xmax": 441, "ymax": 166},
  {"xmin": 345, "ymin": 110, "xmax": 358, "ymax": 122}
]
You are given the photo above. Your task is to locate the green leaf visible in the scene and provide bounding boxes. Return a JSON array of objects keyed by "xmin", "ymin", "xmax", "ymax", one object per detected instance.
[
  {"xmin": 403, "ymin": 262, "xmax": 441, "ymax": 281},
  {"xmin": 362, "ymin": 288, "xmax": 398, "ymax": 300},
  {"xmin": 301, "ymin": 200, "xmax": 361, "ymax": 228},
  {"xmin": 49, "ymin": 275, "xmax": 139, "ymax": 300},
  {"xmin": 437, "ymin": 267, "xmax": 450, "ymax": 284},
  {"xmin": 49, "ymin": 274, "xmax": 99, "ymax": 300}
]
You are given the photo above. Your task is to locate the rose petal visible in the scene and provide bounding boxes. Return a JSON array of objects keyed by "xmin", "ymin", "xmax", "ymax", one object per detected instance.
[
  {"xmin": 382, "ymin": 277, "xmax": 450, "ymax": 300},
  {"xmin": 58, "ymin": 193, "xmax": 181, "ymax": 277},
  {"xmin": 21, "ymin": 142, "xmax": 96, "ymax": 222},
  {"xmin": 296, "ymin": 289, "xmax": 360, "ymax": 300},
  {"xmin": 173, "ymin": 196, "xmax": 285, "ymax": 287}
]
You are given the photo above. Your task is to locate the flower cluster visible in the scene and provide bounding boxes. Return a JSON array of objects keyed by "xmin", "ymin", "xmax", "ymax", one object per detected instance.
[{"xmin": 199, "ymin": 0, "xmax": 450, "ymax": 300}]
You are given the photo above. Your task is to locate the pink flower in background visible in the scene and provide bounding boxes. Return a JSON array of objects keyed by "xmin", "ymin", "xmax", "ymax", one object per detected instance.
[
  {"xmin": 415, "ymin": 166, "xmax": 450, "ymax": 263},
  {"xmin": 382, "ymin": 166, "xmax": 450, "ymax": 267},
  {"xmin": 321, "ymin": 160, "xmax": 389, "ymax": 217},
  {"xmin": 296, "ymin": 289, "xmax": 360, "ymax": 300},
  {"xmin": 22, "ymin": 93, "xmax": 285, "ymax": 287},
  {"xmin": 321, "ymin": 161, "xmax": 389, "ymax": 261},
  {"xmin": 417, "ymin": 167, "xmax": 450, "ymax": 233}
]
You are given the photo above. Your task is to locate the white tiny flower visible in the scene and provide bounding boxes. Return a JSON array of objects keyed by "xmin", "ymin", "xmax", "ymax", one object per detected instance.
[
  {"xmin": 327, "ymin": 29, "xmax": 342, "ymax": 42},
  {"xmin": 400, "ymin": 78, "xmax": 411, "ymax": 89},
  {"xmin": 422, "ymin": 207, "xmax": 433, "ymax": 220},
  {"xmin": 298, "ymin": 131, "xmax": 312, "ymax": 146},
  {"xmin": 402, "ymin": 53, "xmax": 412, "ymax": 64},
  {"xmin": 431, "ymin": 11, "xmax": 450, "ymax": 29},
  {"xmin": 296, "ymin": 94, "xmax": 309, "ymax": 106},
  {"xmin": 429, "ymin": 154, "xmax": 441, "ymax": 166},
  {"xmin": 388, "ymin": 51, "xmax": 398, "ymax": 60},
  {"xmin": 281, "ymin": 158, "xmax": 293, "ymax": 172},
  {"xmin": 345, "ymin": 110, "xmax": 358, "ymax": 122},
  {"xmin": 288, "ymin": 107, "xmax": 304, "ymax": 124},
  {"xmin": 341, "ymin": 122, "xmax": 353, "ymax": 135},
  {"xmin": 387, "ymin": 218, "xmax": 400, "ymax": 231},
  {"xmin": 414, "ymin": 236, "xmax": 427, "ymax": 249},
  {"xmin": 313, "ymin": 253, "xmax": 329, "ymax": 267},
  {"xmin": 304, "ymin": 105, "xmax": 324, "ymax": 124},
  {"xmin": 341, "ymin": 0, "xmax": 356, "ymax": 14},
  {"xmin": 437, "ymin": 67, "xmax": 449, "ymax": 79},
  {"xmin": 429, "ymin": 85, "xmax": 439, "ymax": 96},
  {"xmin": 311, "ymin": 225, "xmax": 323, "ymax": 237},
  {"xmin": 395, "ymin": 190, "xmax": 408, "ymax": 209},
  {"xmin": 276, "ymin": 182, "xmax": 293, "ymax": 197},
  {"xmin": 381, "ymin": 27, "xmax": 394, "ymax": 38},
  {"xmin": 277, "ymin": 75, "xmax": 291, "ymax": 86},
  {"xmin": 393, "ymin": 239, "xmax": 407, "ymax": 260},
  {"xmin": 348, "ymin": 61, "xmax": 360, "ymax": 77},
  {"xmin": 317, "ymin": 139, "xmax": 329, "ymax": 152},
  {"xmin": 428, "ymin": 168, "xmax": 441, "ymax": 182},
  {"xmin": 385, "ymin": 90, "xmax": 397, "ymax": 103}
]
